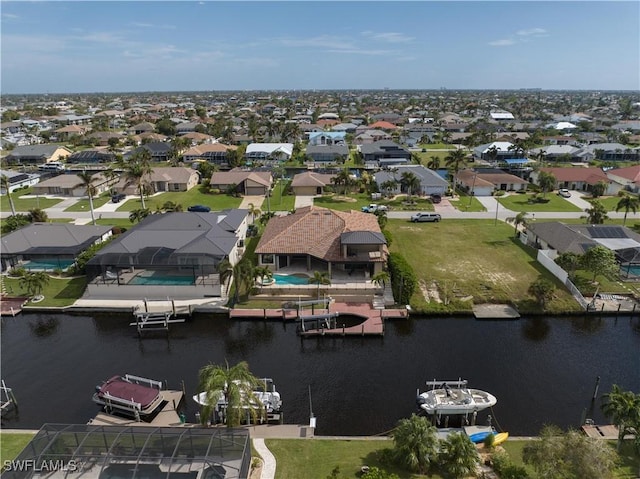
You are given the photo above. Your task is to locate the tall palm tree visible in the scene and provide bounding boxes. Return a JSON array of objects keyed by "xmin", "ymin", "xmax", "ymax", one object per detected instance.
[
  {"xmin": 198, "ymin": 361, "xmax": 264, "ymax": 427},
  {"xmin": 585, "ymin": 200, "xmax": 609, "ymax": 224},
  {"xmin": 1, "ymin": 175, "xmax": 16, "ymax": 216},
  {"xmin": 75, "ymin": 171, "xmax": 98, "ymax": 225},
  {"xmin": 601, "ymin": 384, "xmax": 640, "ymax": 452},
  {"xmin": 129, "ymin": 208, "xmax": 150, "ymax": 224},
  {"xmin": 616, "ymin": 193, "xmax": 640, "ymax": 225},
  {"xmin": 512, "ymin": 211, "xmax": 528, "ymax": 237},
  {"xmin": 331, "ymin": 168, "xmax": 352, "ymax": 196},
  {"xmin": 400, "ymin": 171, "xmax": 421, "ymax": 200},
  {"xmin": 372, "ymin": 271, "xmax": 390, "ymax": 289},
  {"xmin": 445, "ymin": 148, "xmax": 466, "ymax": 194},
  {"xmin": 427, "ymin": 156, "xmax": 440, "ymax": 170},
  {"xmin": 247, "ymin": 203, "xmax": 262, "ymax": 223},
  {"xmin": 19, "ymin": 271, "xmax": 50, "ymax": 299},
  {"xmin": 438, "ymin": 432, "xmax": 480, "ymax": 478},
  {"xmin": 380, "ymin": 179, "xmax": 398, "ymax": 198},
  {"xmin": 391, "ymin": 414, "xmax": 438, "ymax": 475},
  {"xmin": 122, "ymin": 149, "xmax": 153, "ymax": 209},
  {"xmin": 537, "ymin": 171, "xmax": 556, "ymax": 198},
  {"xmin": 253, "ymin": 266, "xmax": 273, "ymax": 285},
  {"xmin": 308, "ymin": 270, "xmax": 331, "ymax": 298}
]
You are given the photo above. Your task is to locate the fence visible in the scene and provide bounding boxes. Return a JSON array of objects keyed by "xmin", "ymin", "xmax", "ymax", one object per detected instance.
[{"xmin": 537, "ymin": 249, "xmax": 589, "ymax": 310}]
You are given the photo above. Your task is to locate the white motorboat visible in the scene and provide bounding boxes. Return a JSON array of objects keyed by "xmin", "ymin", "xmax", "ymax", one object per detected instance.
[
  {"xmin": 416, "ymin": 379, "xmax": 497, "ymax": 416},
  {"xmin": 193, "ymin": 378, "xmax": 282, "ymax": 423}
]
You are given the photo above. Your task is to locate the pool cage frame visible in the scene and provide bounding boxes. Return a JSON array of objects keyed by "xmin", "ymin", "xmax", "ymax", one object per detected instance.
[{"xmin": 3, "ymin": 424, "xmax": 251, "ymax": 479}]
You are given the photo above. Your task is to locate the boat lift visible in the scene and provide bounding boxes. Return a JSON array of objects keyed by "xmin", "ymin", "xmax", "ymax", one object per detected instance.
[
  {"xmin": 130, "ymin": 299, "xmax": 186, "ymax": 336},
  {"xmin": 1, "ymin": 380, "xmax": 18, "ymax": 417}
]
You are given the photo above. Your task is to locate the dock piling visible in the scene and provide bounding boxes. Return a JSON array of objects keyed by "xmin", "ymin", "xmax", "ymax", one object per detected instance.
[{"xmin": 592, "ymin": 376, "xmax": 601, "ymax": 401}]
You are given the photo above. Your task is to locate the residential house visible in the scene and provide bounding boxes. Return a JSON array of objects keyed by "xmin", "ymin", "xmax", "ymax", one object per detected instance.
[
  {"xmin": 359, "ymin": 140, "xmax": 411, "ymax": 168},
  {"xmin": 67, "ymin": 149, "xmax": 116, "ymax": 164},
  {"xmin": 576, "ymin": 143, "xmax": 639, "ymax": 162},
  {"xmin": 374, "ymin": 165, "xmax": 448, "ymax": 196},
  {"xmin": 85, "ymin": 210, "xmax": 250, "ymax": 299},
  {"xmin": 255, "ymin": 206, "xmax": 388, "ymax": 278},
  {"xmin": 181, "ymin": 132, "xmax": 215, "ymax": 145},
  {"xmin": 183, "ymin": 143, "xmax": 237, "ymax": 168},
  {"xmin": 331, "ymin": 123, "xmax": 358, "ymax": 133},
  {"xmin": 368, "ymin": 121, "xmax": 398, "ymax": 131},
  {"xmin": 605, "ymin": 165, "xmax": 640, "ymax": 193},
  {"xmin": 290, "ymin": 172, "xmax": 335, "ymax": 196},
  {"xmin": 125, "ymin": 142, "xmax": 171, "ymax": 162},
  {"xmin": 1, "ymin": 223, "xmax": 112, "ymax": 272},
  {"xmin": 245, "ymin": 143, "xmax": 294, "ymax": 164},
  {"xmin": 127, "ymin": 121, "xmax": 156, "ymax": 135},
  {"xmin": 86, "ymin": 131, "xmax": 125, "ymax": 146},
  {"xmin": 353, "ymin": 129, "xmax": 392, "ymax": 145},
  {"xmin": 5, "ymin": 144, "xmax": 73, "ymax": 166},
  {"xmin": 530, "ymin": 145, "xmax": 581, "ymax": 162},
  {"xmin": 210, "ymin": 169, "xmax": 272, "ymax": 196},
  {"xmin": 305, "ymin": 144, "xmax": 349, "ymax": 164},
  {"xmin": 456, "ymin": 169, "xmax": 528, "ymax": 196},
  {"xmin": 33, "ymin": 172, "xmax": 115, "ymax": 197},
  {"xmin": 308, "ymin": 132, "xmax": 346, "ymax": 146},
  {"xmin": 472, "ymin": 142, "xmax": 516, "ymax": 163},
  {"xmin": 529, "ymin": 167, "xmax": 617, "ymax": 195},
  {"xmin": 0, "ymin": 169, "xmax": 40, "ymax": 193},
  {"xmin": 114, "ymin": 166, "xmax": 199, "ymax": 196},
  {"xmin": 54, "ymin": 124, "xmax": 89, "ymax": 141}
]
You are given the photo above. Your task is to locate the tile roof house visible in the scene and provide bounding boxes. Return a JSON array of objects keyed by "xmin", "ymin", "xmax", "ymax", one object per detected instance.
[
  {"xmin": 255, "ymin": 206, "xmax": 387, "ymax": 278},
  {"xmin": 456, "ymin": 169, "xmax": 529, "ymax": 196},
  {"xmin": 529, "ymin": 167, "xmax": 616, "ymax": 195},
  {"xmin": 6, "ymin": 144, "xmax": 73, "ymax": 165},
  {"xmin": 290, "ymin": 172, "xmax": 335, "ymax": 196},
  {"xmin": 359, "ymin": 140, "xmax": 411, "ymax": 167},
  {"xmin": 182, "ymin": 143, "xmax": 237, "ymax": 167},
  {"xmin": 1, "ymin": 223, "xmax": 112, "ymax": 272},
  {"xmin": 606, "ymin": 165, "xmax": 640, "ymax": 193},
  {"xmin": 113, "ymin": 167, "xmax": 199, "ymax": 195},
  {"xmin": 210, "ymin": 169, "xmax": 272, "ymax": 196},
  {"xmin": 33, "ymin": 172, "xmax": 115, "ymax": 197},
  {"xmin": 85, "ymin": 210, "xmax": 249, "ymax": 299}
]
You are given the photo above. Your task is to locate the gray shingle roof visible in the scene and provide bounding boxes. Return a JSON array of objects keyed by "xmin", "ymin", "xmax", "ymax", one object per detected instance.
[{"xmin": 1, "ymin": 223, "xmax": 111, "ymax": 256}]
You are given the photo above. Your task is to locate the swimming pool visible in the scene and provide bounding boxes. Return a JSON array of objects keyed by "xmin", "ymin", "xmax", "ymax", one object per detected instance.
[
  {"xmin": 23, "ymin": 258, "xmax": 74, "ymax": 271},
  {"xmin": 273, "ymin": 274, "xmax": 310, "ymax": 285},
  {"xmin": 130, "ymin": 274, "xmax": 195, "ymax": 286}
]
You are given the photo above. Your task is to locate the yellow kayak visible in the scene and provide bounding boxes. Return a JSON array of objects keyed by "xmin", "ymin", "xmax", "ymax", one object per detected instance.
[{"xmin": 493, "ymin": 432, "xmax": 509, "ymax": 446}]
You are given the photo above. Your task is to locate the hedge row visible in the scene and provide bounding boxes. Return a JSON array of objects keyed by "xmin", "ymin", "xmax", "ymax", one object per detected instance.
[{"xmin": 388, "ymin": 252, "xmax": 416, "ymax": 305}]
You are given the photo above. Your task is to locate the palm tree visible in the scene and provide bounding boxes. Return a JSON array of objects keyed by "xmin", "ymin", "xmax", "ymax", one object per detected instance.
[
  {"xmin": 29, "ymin": 208, "xmax": 48, "ymax": 223},
  {"xmin": 129, "ymin": 208, "xmax": 150, "ymax": 223},
  {"xmin": 601, "ymin": 384, "xmax": 640, "ymax": 452},
  {"xmin": 254, "ymin": 266, "xmax": 273, "ymax": 285},
  {"xmin": 537, "ymin": 171, "xmax": 556, "ymax": 198},
  {"xmin": 391, "ymin": 414, "xmax": 438, "ymax": 475},
  {"xmin": 372, "ymin": 271, "xmax": 390, "ymax": 289},
  {"xmin": 308, "ymin": 270, "xmax": 331, "ymax": 298},
  {"xmin": 75, "ymin": 171, "xmax": 98, "ymax": 225},
  {"xmin": 400, "ymin": 171, "xmax": 421, "ymax": 201},
  {"xmin": 616, "ymin": 193, "xmax": 640, "ymax": 225},
  {"xmin": 380, "ymin": 179, "xmax": 398, "ymax": 198},
  {"xmin": 445, "ymin": 148, "xmax": 466, "ymax": 194},
  {"xmin": 161, "ymin": 201, "xmax": 183, "ymax": 212},
  {"xmin": 427, "ymin": 156, "xmax": 440, "ymax": 170},
  {"xmin": 512, "ymin": 211, "xmax": 528, "ymax": 237},
  {"xmin": 331, "ymin": 168, "xmax": 352, "ymax": 196},
  {"xmin": 585, "ymin": 200, "xmax": 609, "ymax": 224},
  {"xmin": 19, "ymin": 271, "xmax": 50, "ymax": 299},
  {"xmin": 197, "ymin": 361, "xmax": 264, "ymax": 427},
  {"xmin": 122, "ymin": 149, "xmax": 153, "ymax": 209},
  {"xmin": 247, "ymin": 203, "xmax": 262, "ymax": 223},
  {"xmin": 438, "ymin": 432, "xmax": 479, "ymax": 478},
  {"xmin": 1, "ymin": 175, "xmax": 16, "ymax": 216}
]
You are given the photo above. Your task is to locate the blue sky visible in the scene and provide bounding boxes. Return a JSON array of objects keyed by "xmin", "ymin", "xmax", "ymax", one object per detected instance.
[{"xmin": 1, "ymin": 1, "xmax": 639, "ymax": 94}]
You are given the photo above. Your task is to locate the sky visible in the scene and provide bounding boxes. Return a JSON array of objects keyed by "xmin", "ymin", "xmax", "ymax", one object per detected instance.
[{"xmin": 1, "ymin": 1, "xmax": 639, "ymax": 94}]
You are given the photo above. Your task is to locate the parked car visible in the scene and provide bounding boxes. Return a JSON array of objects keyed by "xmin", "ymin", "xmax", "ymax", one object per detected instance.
[
  {"xmin": 361, "ymin": 204, "xmax": 388, "ymax": 213},
  {"xmin": 410, "ymin": 212, "xmax": 441, "ymax": 223},
  {"xmin": 187, "ymin": 205, "xmax": 211, "ymax": 212},
  {"xmin": 558, "ymin": 189, "xmax": 571, "ymax": 198},
  {"xmin": 111, "ymin": 193, "xmax": 126, "ymax": 203},
  {"xmin": 430, "ymin": 194, "xmax": 442, "ymax": 204}
]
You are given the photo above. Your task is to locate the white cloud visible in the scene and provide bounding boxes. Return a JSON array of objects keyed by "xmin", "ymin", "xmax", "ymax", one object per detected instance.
[
  {"xmin": 2, "ymin": 13, "xmax": 19, "ymax": 19},
  {"xmin": 517, "ymin": 28, "xmax": 547, "ymax": 37},
  {"xmin": 279, "ymin": 35, "xmax": 356, "ymax": 50},
  {"xmin": 489, "ymin": 39, "xmax": 516, "ymax": 47},
  {"xmin": 362, "ymin": 32, "xmax": 414, "ymax": 43}
]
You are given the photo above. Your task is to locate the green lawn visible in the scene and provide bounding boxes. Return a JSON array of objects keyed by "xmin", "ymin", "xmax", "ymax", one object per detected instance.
[
  {"xmin": 0, "ymin": 433, "xmax": 35, "ymax": 464},
  {"xmin": 386, "ymin": 219, "xmax": 582, "ymax": 314},
  {"xmin": 314, "ymin": 193, "xmax": 372, "ymax": 212},
  {"xmin": 96, "ymin": 218, "xmax": 136, "ymax": 228},
  {"xmin": 3, "ymin": 276, "xmax": 87, "ymax": 307},
  {"xmin": 269, "ymin": 180, "xmax": 295, "ymax": 212},
  {"xmin": 64, "ymin": 195, "xmax": 111, "ymax": 212},
  {"xmin": 449, "ymin": 193, "xmax": 486, "ymax": 212},
  {"xmin": 1, "ymin": 187, "xmax": 63, "ymax": 212},
  {"xmin": 497, "ymin": 193, "xmax": 582, "ymax": 212},
  {"xmin": 116, "ymin": 187, "xmax": 242, "ymax": 212},
  {"xmin": 589, "ymin": 195, "xmax": 640, "ymax": 212}
]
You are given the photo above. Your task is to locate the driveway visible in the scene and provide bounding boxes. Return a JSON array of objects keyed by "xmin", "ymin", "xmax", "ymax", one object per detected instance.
[{"xmin": 560, "ymin": 190, "xmax": 592, "ymax": 211}]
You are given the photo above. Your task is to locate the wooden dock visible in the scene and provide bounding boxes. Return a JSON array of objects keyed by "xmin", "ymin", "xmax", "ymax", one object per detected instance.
[
  {"xmin": 229, "ymin": 308, "xmax": 299, "ymax": 320},
  {"xmin": 0, "ymin": 295, "xmax": 29, "ymax": 317},
  {"xmin": 88, "ymin": 390, "xmax": 185, "ymax": 427},
  {"xmin": 581, "ymin": 424, "xmax": 622, "ymax": 440}
]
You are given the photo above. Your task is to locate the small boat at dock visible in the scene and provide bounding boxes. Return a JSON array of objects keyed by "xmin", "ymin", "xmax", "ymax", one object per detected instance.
[
  {"xmin": 93, "ymin": 374, "xmax": 166, "ymax": 421},
  {"xmin": 416, "ymin": 379, "xmax": 497, "ymax": 416}
]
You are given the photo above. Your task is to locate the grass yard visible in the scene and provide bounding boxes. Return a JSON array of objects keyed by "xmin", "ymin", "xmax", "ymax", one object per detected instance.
[
  {"xmin": 497, "ymin": 193, "xmax": 582, "ymax": 212},
  {"xmin": 266, "ymin": 439, "xmax": 425, "ymax": 479},
  {"xmin": 64, "ymin": 194, "xmax": 111, "ymax": 212},
  {"xmin": 269, "ymin": 180, "xmax": 295, "ymax": 212},
  {"xmin": 1, "ymin": 188, "xmax": 63, "ymax": 212},
  {"xmin": 314, "ymin": 193, "xmax": 372, "ymax": 212},
  {"xmin": 386, "ymin": 219, "xmax": 582, "ymax": 314},
  {"xmin": 449, "ymin": 193, "xmax": 486, "ymax": 212},
  {"xmin": 116, "ymin": 187, "xmax": 242, "ymax": 212},
  {"xmin": 3, "ymin": 276, "xmax": 87, "ymax": 307},
  {"xmin": 96, "ymin": 218, "xmax": 136, "ymax": 228},
  {"xmin": 0, "ymin": 433, "xmax": 35, "ymax": 464},
  {"xmin": 590, "ymin": 194, "xmax": 640, "ymax": 212}
]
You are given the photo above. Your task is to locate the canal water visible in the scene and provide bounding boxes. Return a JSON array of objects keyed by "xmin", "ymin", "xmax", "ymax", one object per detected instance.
[{"xmin": 1, "ymin": 313, "xmax": 639, "ymax": 436}]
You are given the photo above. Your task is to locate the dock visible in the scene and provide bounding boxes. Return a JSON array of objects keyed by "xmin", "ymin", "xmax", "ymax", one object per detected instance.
[
  {"xmin": 473, "ymin": 303, "xmax": 520, "ymax": 319},
  {"xmin": 0, "ymin": 295, "xmax": 29, "ymax": 317},
  {"xmin": 229, "ymin": 308, "xmax": 299, "ymax": 321},
  {"xmin": 88, "ymin": 390, "xmax": 185, "ymax": 427},
  {"xmin": 581, "ymin": 424, "xmax": 624, "ymax": 440}
]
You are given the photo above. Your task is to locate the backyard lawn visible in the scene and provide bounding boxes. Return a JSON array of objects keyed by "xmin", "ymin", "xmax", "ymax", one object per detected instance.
[
  {"xmin": 0, "ymin": 187, "xmax": 63, "ymax": 212},
  {"xmin": 497, "ymin": 193, "xmax": 582, "ymax": 212},
  {"xmin": 386, "ymin": 219, "xmax": 582, "ymax": 314},
  {"xmin": 116, "ymin": 188, "xmax": 242, "ymax": 212},
  {"xmin": 0, "ymin": 433, "xmax": 34, "ymax": 464},
  {"xmin": 269, "ymin": 180, "xmax": 295, "ymax": 212},
  {"xmin": 3, "ymin": 276, "xmax": 87, "ymax": 307}
]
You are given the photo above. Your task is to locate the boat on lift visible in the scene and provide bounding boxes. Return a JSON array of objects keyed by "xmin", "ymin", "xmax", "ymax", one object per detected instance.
[
  {"xmin": 416, "ymin": 379, "xmax": 497, "ymax": 416},
  {"xmin": 93, "ymin": 374, "xmax": 166, "ymax": 420}
]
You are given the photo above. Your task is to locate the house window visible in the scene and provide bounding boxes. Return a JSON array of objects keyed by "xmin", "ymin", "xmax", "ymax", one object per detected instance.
[
  {"xmin": 173, "ymin": 183, "xmax": 181, "ymax": 191},
  {"xmin": 262, "ymin": 254, "xmax": 274, "ymax": 265}
]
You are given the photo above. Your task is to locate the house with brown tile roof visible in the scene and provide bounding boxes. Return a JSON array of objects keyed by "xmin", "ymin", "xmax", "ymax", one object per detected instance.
[
  {"xmin": 605, "ymin": 165, "xmax": 640, "ymax": 193},
  {"xmin": 113, "ymin": 167, "xmax": 199, "ymax": 195},
  {"xmin": 255, "ymin": 206, "xmax": 387, "ymax": 278},
  {"xmin": 290, "ymin": 172, "xmax": 335, "ymax": 196},
  {"xmin": 529, "ymin": 167, "xmax": 617, "ymax": 194},
  {"xmin": 183, "ymin": 143, "xmax": 237, "ymax": 167},
  {"xmin": 456, "ymin": 169, "xmax": 528, "ymax": 196},
  {"xmin": 33, "ymin": 172, "xmax": 115, "ymax": 197},
  {"xmin": 210, "ymin": 169, "xmax": 272, "ymax": 195}
]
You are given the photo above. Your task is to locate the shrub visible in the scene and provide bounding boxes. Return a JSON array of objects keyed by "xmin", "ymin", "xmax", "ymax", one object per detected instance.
[
  {"xmin": 10, "ymin": 266, "xmax": 26, "ymax": 278},
  {"xmin": 494, "ymin": 190, "xmax": 506, "ymax": 197},
  {"xmin": 388, "ymin": 252, "xmax": 416, "ymax": 305}
]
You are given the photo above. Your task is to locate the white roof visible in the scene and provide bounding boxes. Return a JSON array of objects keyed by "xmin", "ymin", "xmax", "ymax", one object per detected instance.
[
  {"xmin": 480, "ymin": 141, "xmax": 513, "ymax": 153},
  {"xmin": 246, "ymin": 143, "xmax": 294, "ymax": 156},
  {"xmin": 547, "ymin": 122, "xmax": 578, "ymax": 130},
  {"xmin": 594, "ymin": 238, "xmax": 640, "ymax": 251},
  {"xmin": 490, "ymin": 112, "xmax": 515, "ymax": 120}
]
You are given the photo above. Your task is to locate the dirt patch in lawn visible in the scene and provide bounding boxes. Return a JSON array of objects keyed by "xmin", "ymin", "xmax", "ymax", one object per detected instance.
[
  {"xmin": 420, "ymin": 279, "xmax": 442, "ymax": 303},
  {"xmin": 331, "ymin": 195, "xmax": 357, "ymax": 202}
]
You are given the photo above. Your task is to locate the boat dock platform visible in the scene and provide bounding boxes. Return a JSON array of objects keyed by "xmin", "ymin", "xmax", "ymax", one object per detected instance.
[
  {"xmin": 581, "ymin": 424, "xmax": 623, "ymax": 440},
  {"xmin": 229, "ymin": 308, "xmax": 300, "ymax": 321},
  {"xmin": 0, "ymin": 295, "xmax": 29, "ymax": 317},
  {"xmin": 88, "ymin": 390, "xmax": 185, "ymax": 427}
]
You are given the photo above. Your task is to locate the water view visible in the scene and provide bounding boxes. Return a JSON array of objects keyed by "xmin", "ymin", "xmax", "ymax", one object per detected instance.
[{"xmin": 1, "ymin": 313, "xmax": 638, "ymax": 436}]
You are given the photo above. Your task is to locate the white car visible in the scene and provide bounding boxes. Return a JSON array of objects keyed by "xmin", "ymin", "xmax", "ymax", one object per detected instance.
[{"xmin": 558, "ymin": 189, "xmax": 571, "ymax": 198}]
